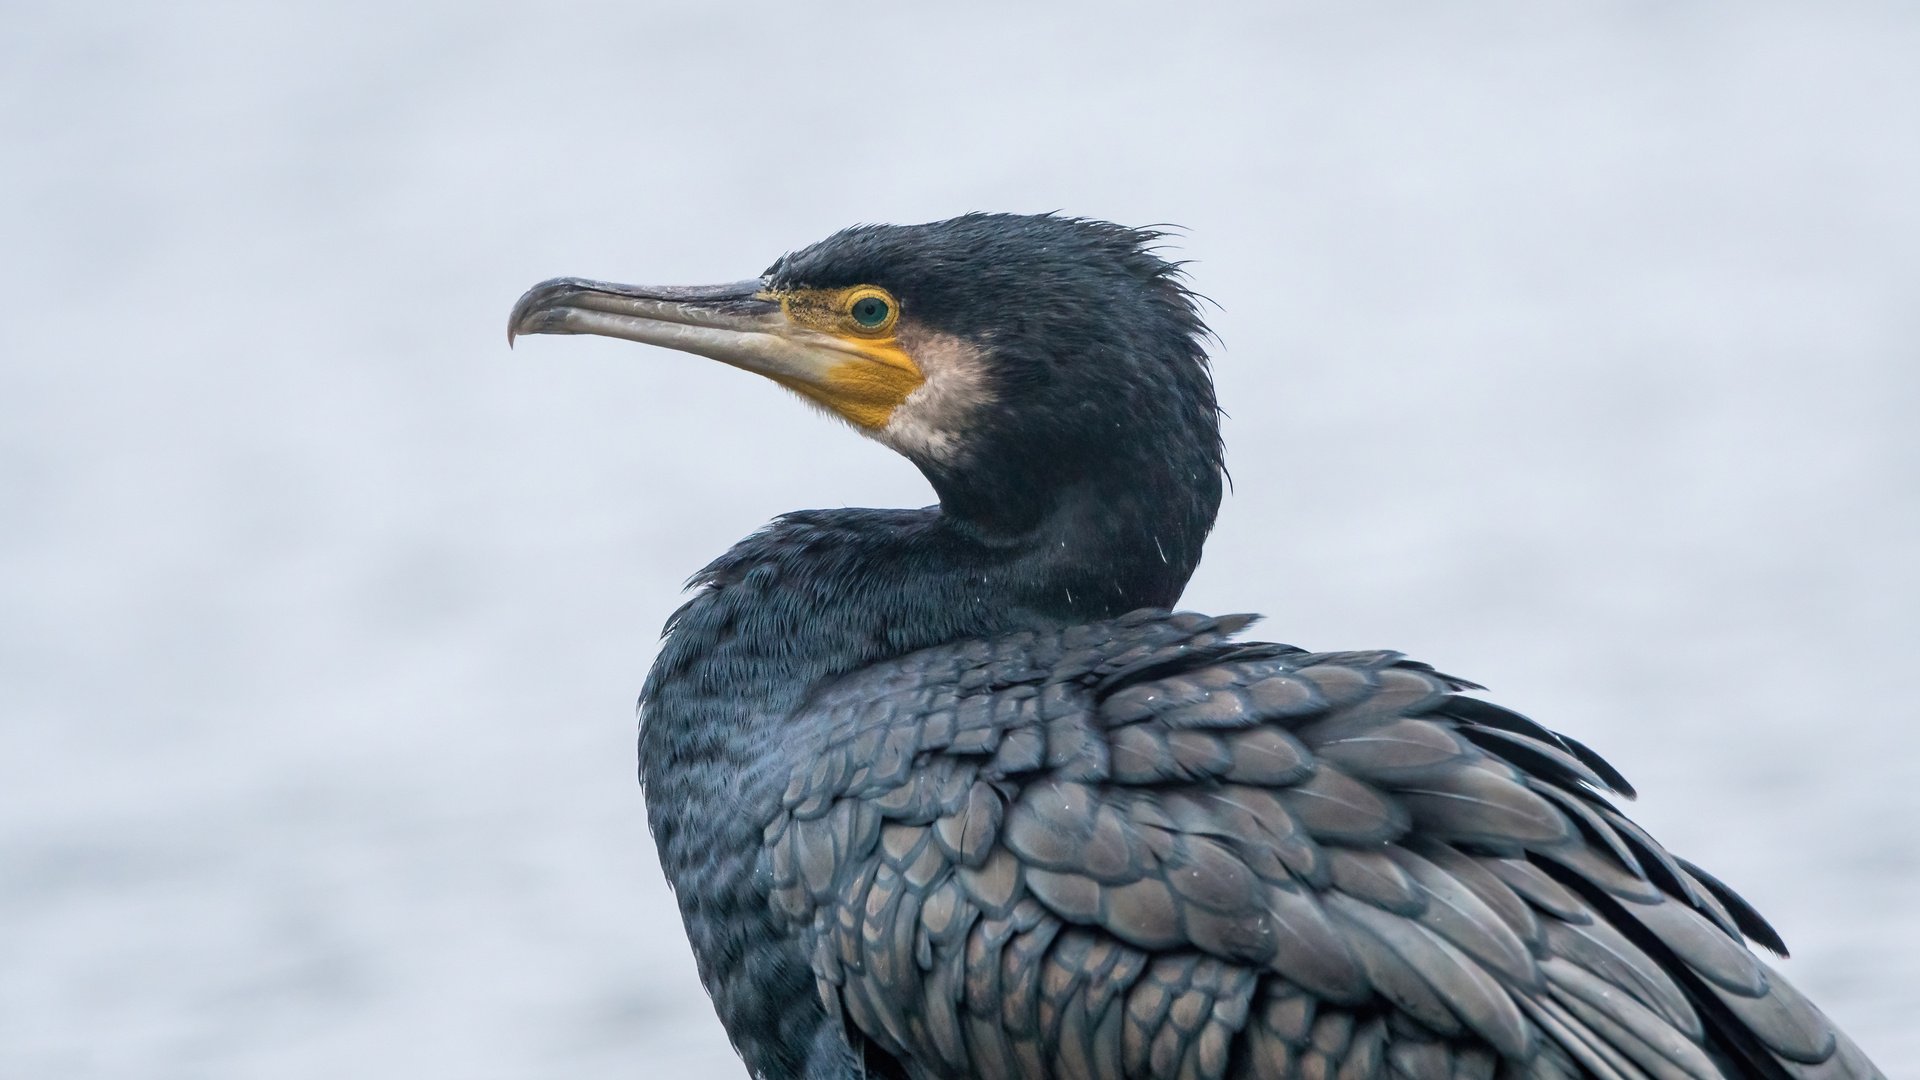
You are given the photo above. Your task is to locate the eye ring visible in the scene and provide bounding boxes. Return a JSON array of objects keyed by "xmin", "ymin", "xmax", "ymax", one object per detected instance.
[{"xmin": 843, "ymin": 287, "xmax": 898, "ymax": 333}]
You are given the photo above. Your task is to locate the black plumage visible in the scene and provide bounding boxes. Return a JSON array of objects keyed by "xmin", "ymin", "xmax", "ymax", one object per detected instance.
[{"xmin": 507, "ymin": 214, "xmax": 1884, "ymax": 1080}]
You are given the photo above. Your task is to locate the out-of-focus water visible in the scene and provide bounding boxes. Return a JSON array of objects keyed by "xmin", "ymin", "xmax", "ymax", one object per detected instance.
[{"xmin": 2, "ymin": 3, "xmax": 1915, "ymax": 1076}]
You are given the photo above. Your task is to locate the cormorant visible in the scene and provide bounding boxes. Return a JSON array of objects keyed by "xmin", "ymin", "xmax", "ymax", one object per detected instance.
[{"xmin": 507, "ymin": 214, "xmax": 1883, "ymax": 1080}]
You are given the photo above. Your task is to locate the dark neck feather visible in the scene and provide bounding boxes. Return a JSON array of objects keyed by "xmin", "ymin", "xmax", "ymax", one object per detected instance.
[{"xmin": 646, "ymin": 476, "xmax": 1211, "ymax": 699}]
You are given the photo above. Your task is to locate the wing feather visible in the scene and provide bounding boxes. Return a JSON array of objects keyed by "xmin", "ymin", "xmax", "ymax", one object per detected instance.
[
  {"xmin": 760, "ymin": 611, "xmax": 1880, "ymax": 1079},
  {"xmin": 1538, "ymin": 957, "xmax": 1720, "ymax": 1080}
]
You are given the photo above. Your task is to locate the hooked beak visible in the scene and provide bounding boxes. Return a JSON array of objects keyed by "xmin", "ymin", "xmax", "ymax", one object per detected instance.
[
  {"xmin": 512, "ymin": 277, "xmax": 796, "ymax": 376},
  {"xmin": 507, "ymin": 276, "xmax": 923, "ymax": 430}
]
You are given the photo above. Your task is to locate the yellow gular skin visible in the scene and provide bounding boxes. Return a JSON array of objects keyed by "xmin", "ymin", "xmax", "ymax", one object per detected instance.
[{"xmin": 770, "ymin": 286, "xmax": 924, "ymax": 430}]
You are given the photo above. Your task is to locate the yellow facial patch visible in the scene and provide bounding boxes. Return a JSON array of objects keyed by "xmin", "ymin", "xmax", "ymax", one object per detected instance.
[{"xmin": 765, "ymin": 285, "xmax": 924, "ymax": 429}]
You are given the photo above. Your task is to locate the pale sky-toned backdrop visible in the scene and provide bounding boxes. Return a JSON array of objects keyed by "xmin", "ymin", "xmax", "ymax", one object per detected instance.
[{"xmin": 3, "ymin": 2, "xmax": 1917, "ymax": 1077}]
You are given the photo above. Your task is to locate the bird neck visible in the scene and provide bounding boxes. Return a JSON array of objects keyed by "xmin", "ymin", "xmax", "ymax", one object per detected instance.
[
  {"xmin": 946, "ymin": 474, "xmax": 1214, "ymax": 619},
  {"xmin": 706, "ymin": 471, "xmax": 1210, "ymax": 648},
  {"xmin": 642, "ymin": 476, "xmax": 1218, "ymax": 745}
]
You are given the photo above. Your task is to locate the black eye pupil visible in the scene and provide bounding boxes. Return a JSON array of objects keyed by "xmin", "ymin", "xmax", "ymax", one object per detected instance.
[{"xmin": 851, "ymin": 297, "xmax": 890, "ymax": 327}]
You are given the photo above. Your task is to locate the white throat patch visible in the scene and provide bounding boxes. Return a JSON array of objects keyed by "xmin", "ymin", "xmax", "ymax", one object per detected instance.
[{"xmin": 874, "ymin": 325, "xmax": 994, "ymax": 465}]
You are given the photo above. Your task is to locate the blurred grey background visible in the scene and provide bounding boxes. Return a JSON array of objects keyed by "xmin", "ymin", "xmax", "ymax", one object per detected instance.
[{"xmin": 3, "ymin": 1, "xmax": 1916, "ymax": 1076}]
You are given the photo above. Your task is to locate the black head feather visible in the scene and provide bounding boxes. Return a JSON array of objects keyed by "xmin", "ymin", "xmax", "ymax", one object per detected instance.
[{"xmin": 769, "ymin": 214, "xmax": 1224, "ymax": 578}]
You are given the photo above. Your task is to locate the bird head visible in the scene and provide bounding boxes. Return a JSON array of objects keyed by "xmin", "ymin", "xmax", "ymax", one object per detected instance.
[{"xmin": 510, "ymin": 213, "xmax": 1224, "ymax": 550}]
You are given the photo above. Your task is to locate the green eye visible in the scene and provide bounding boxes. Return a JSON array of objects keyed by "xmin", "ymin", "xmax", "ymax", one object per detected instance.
[{"xmin": 850, "ymin": 296, "xmax": 891, "ymax": 328}]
